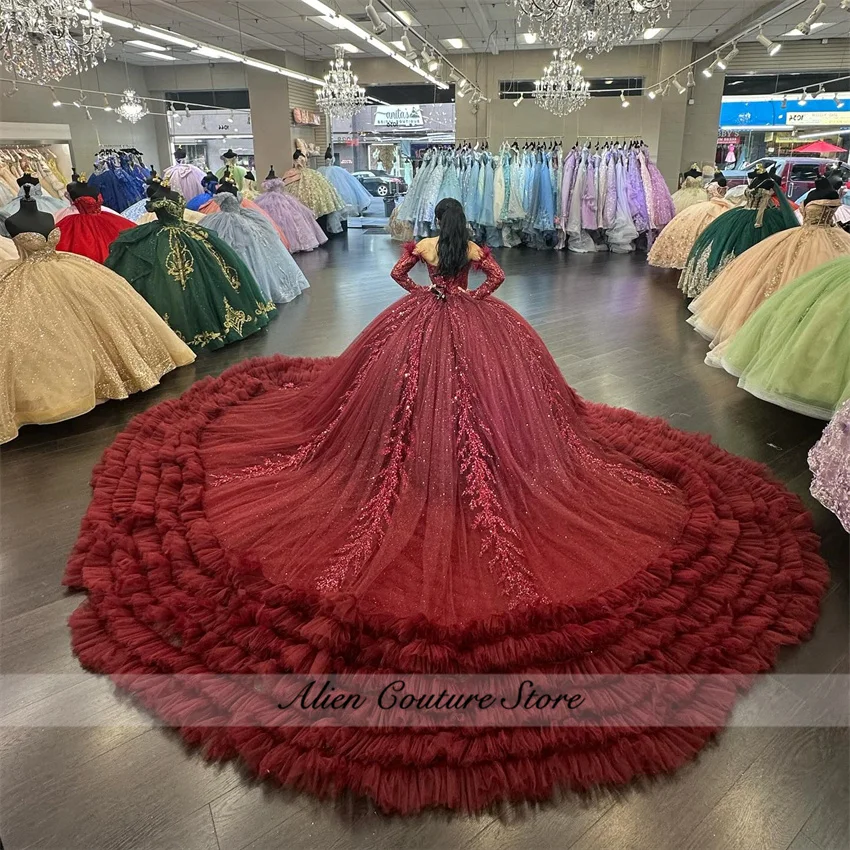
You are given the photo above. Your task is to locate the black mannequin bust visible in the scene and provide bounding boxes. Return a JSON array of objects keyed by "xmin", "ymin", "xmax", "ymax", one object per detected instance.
[
  {"xmin": 147, "ymin": 184, "xmax": 182, "ymax": 204},
  {"xmin": 174, "ymin": 147, "xmax": 187, "ymax": 163},
  {"xmin": 6, "ymin": 187, "xmax": 55, "ymax": 238},
  {"xmin": 244, "ymin": 170, "xmax": 256, "ymax": 182},
  {"xmin": 67, "ymin": 177, "xmax": 100, "ymax": 201},
  {"xmin": 16, "ymin": 173, "xmax": 40, "ymax": 189},
  {"xmin": 222, "ymin": 149, "xmax": 237, "ymax": 162},
  {"xmin": 266, "ymin": 166, "xmax": 276, "ymax": 179},
  {"xmin": 217, "ymin": 178, "xmax": 238, "ymax": 197},
  {"xmin": 806, "ymin": 177, "xmax": 839, "ymax": 203}
]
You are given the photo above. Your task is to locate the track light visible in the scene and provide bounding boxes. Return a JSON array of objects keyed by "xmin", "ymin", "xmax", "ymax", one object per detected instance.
[
  {"xmin": 227, "ymin": 111, "xmax": 235, "ymax": 123},
  {"xmin": 514, "ymin": 92, "xmax": 523, "ymax": 107},
  {"xmin": 620, "ymin": 90, "xmax": 630, "ymax": 108},
  {"xmin": 103, "ymin": 94, "xmax": 112, "ymax": 112},
  {"xmin": 796, "ymin": 1, "xmax": 826, "ymax": 35},
  {"xmin": 401, "ymin": 32, "xmax": 417, "ymax": 62},
  {"xmin": 50, "ymin": 87, "xmax": 61, "ymax": 107},
  {"xmin": 798, "ymin": 89, "xmax": 809, "ymax": 105},
  {"xmin": 781, "ymin": 94, "xmax": 787, "ymax": 107},
  {"xmin": 184, "ymin": 105, "xmax": 190, "ymax": 118},
  {"xmin": 457, "ymin": 78, "xmax": 469, "ymax": 97},
  {"xmin": 647, "ymin": 88, "xmax": 657, "ymax": 99},
  {"xmin": 757, "ymin": 28, "xmax": 781, "ymax": 56},
  {"xmin": 428, "ymin": 54, "xmax": 441, "ymax": 73},
  {"xmin": 703, "ymin": 53, "xmax": 722, "ymax": 77},
  {"xmin": 814, "ymin": 85, "xmax": 825, "ymax": 99},
  {"xmin": 365, "ymin": 2, "xmax": 386, "ymax": 35},
  {"xmin": 722, "ymin": 43, "xmax": 739, "ymax": 67},
  {"xmin": 672, "ymin": 78, "xmax": 687, "ymax": 95},
  {"xmin": 841, "ymin": 0, "xmax": 850, "ymax": 10},
  {"xmin": 686, "ymin": 68, "xmax": 696, "ymax": 88}
]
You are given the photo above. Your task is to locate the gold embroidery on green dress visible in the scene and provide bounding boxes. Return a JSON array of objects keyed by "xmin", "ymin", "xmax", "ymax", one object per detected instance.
[
  {"xmin": 164, "ymin": 227, "xmax": 194, "ymax": 290},
  {"xmin": 185, "ymin": 226, "xmax": 242, "ymax": 291},
  {"xmin": 189, "ymin": 330, "xmax": 224, "ymax": 347},
  {"xmin": 223, "ymin": 298, "xmax": 252, "ymax": 336},
  {"xmin": 255, "ymin": 300, "xmax": 276, "ymax": 316}
]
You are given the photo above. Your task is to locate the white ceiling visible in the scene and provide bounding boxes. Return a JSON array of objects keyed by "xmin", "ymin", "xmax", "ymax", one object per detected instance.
[{"xmin": 96, "ymin": 0, "xmax": 850, "ymax": 66}]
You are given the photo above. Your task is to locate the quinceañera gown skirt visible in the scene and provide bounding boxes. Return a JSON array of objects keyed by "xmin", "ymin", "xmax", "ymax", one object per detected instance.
[
  {"xmin": 254, "ymin": 179, "xmax": 328, "ymax": 253},
  {"xmin": 670, "ymin": 176, "xmax": 709, "ymax": 216},
  {"xmin": 720, "ymin": 255, "xmax": 850, "ymax": 419},
  {"xmin": 648, "ymin": 191, "xmax": 731, "ymax": 270},
  {"xmin": 809, "ymin": 398, "xmax": 850, "ymax": 532},
  {"xmin": 689, "ymin": 199, "xmax": 850, "ymax": 359},
  {"xmin": 56, "ymin": 194, "xmax": 135, "ymax": 264},
  {"xmin": 0, "ymin": 229, "xmax": 194, "ymax": 443},
  {"xmin": 64, "ymin": 239, "xmax": 827, "ymax": 813}
]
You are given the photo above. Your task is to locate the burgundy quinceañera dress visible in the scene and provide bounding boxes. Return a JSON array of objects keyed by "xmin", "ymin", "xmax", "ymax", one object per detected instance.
[{"xmin": 64, "ymin": 238, "xmax": 827, "ymax": 813}]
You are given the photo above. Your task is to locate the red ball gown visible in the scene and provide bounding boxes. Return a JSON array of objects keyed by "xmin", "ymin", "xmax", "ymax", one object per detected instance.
[
  {"xmin": 64, "ymin": 238, "xmax": 827, "ymax": 813},
  {"xmin": 56, "ymin": 194, "xmax": 135, "ymax": 263}
]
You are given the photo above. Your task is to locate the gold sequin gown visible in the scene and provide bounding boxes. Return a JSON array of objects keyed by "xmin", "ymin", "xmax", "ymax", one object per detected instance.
[
  {"xmin": 282, "ymin": 167, "xmax": 345, "ymax": 218},
  {"xmin": 688, "ymin": 199, "xmax": 850, "ymax": 361},
  {"xmin": 0, "ymin": 229, "xmax": 195, "ymax": 443},
  {"xmin": 648, "ymin": 184, "xmax": 732, "ymax": 270},
  {"xmin": 670, "ymin": 175, "xmax": 709, "ymax": 215}
]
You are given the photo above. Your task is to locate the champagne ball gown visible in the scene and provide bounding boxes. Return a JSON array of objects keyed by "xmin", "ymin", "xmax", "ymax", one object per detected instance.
[
  {"xmin": 64, "ymin": 239, "xmax": 827, "ymax": 813},
  {"xmin": 0, "ymin": 228, "xmax": 194, "ymax": 443},
  {"xmin": 670, "ymin": 175, "xmax": 709, "ymax": 215},
  {"xmin": 689, "ymin": 198, "xmax": 850, "ymax": 359}
]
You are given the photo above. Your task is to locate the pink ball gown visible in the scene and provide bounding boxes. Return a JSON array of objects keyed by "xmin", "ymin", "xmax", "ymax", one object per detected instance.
[
  {"xmin": 64, "ymin": 239, "xmax": 827, "ymax": 814},
  {"xmin": 254, "ymin": 177, "xmax": 328, "ymax": 253},
  {"xmin": 809, "ymin": 398, "xmax": 850, "ymax": 532}
]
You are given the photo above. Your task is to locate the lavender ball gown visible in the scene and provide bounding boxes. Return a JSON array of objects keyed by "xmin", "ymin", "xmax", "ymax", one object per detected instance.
[{"xmin": 254, "ymin": 179, "xmax": 328, "ymax": 253}]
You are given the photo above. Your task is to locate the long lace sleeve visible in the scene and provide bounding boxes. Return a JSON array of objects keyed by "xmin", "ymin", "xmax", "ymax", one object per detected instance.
[
  {"xmin": 390, "ymin": 242, "xmax": 426, "ymax": 292},
  {"xmin": 470, "ymin": 247, "xmax": 505, "ymax": 299}
]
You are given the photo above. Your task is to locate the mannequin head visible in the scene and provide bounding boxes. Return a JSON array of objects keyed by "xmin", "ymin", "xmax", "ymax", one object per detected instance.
[
  {"xmin": 222, "ymin": 148, "xmax": 237, "ymax": 164},
  {"xmin": 244, "ymin": 170, "xmax": 255, "ymax": 182},
  {"xmin": 174, "ymin": 147, "xmax": 187, "ymax": 162},
  {"xmin": 266, "ymin": 166, "xmax": 276, "ymax": 179},
  {"xmin": 684, "ymin": 163, "xmax": 701, "ymax": 180},
  {"xmin": 5, "ymin": 184, "xmax": 55, "ymax": 238},
  {"xmin": 806, "ymin": 177, "xmax": 839, "ymax": 203},
  {"xmin": 16, "ymin": 173, "xmax": 39, "ymax": 188}
]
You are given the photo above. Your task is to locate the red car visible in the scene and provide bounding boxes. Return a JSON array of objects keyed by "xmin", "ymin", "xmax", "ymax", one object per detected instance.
[{"xmin": 725, "ymin": 157, "xmax": 850, "ymax": 201}]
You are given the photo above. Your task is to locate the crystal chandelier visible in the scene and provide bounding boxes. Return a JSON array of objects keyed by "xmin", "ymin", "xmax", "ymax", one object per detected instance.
[
  {"xmin": 115, "ymin": 89, "xmax": 148, "ymax": 123},
  {"xmin": 315, "ymin": 46, "xmax": 367, "ymax": 119},
  {"xmin": 512, "ymin": 0, "xmax": 671, "ymax": 57},
  {"xmin": 0, "ymin": 0, "xmax": 111, "ymax": 84},
  {"xmin": 534, "ymin": 49, "xmax": 591, "ymax": 116}
]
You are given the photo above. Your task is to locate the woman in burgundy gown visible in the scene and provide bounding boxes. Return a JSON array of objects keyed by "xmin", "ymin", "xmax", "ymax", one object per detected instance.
[{"xmin": 65, "ymin": 199, "xmax": 826, "ymax": 814}]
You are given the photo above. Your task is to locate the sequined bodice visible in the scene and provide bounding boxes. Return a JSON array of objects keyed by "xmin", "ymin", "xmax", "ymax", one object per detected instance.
[
  {"xmin": 147, "ymin": 196, "xmax": 187, "ymax": 225},
  {"xmin": 682, "ymin": 176, "xmax": 702, "ymax": 189},
  {"xmin": 10, "ymin": 228, "xmax": 60, "ymax": 260},
  {"xmin": 72, "ymin": 195, "xmax": 103, "ymax": 215},
  {"xmin": 706, "ymin": 183, "xmax": 727, "ymax": 200},
  {"xmin": 424, "ymin": 262, "xmax": 471, "ymax": 291},
  {"xmin": 745, "ymin": 187, "xmax": 773, "ymax": 209},
  {"xmin": 802, "ymin": 199, "xmax": 839, "ymax": 226}
]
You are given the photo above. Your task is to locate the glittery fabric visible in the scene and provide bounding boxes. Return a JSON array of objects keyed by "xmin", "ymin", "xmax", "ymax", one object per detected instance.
[
  {"xmin": 56, "ymin": 194, "xmax": 135, "ymax": 264},
  {"xmin": 0, "ymin": 228, "xmax": 194, "ymax": 443},
  {"xmin": 691, "ymin": 199, "xmax": 850, "ymax": 356},
  {"xmin": 678, "ymin": 189, "xmax": 800, "ymax": 298},
  {"xmin": 254, "ymin": 179, "xmax": 328, "ymax": 253},
  {"xmin": 62, "ymin": 242, "xmax": 828, "ymax": 814},
  {"xmin": 200, "ymin": 240, "xmax": 692, "ymax": 622},
  {"xmin": 671, "ymin": 176, "xmax": 709, "ymax": 215},
  {"xmin": 281, "ymin": 167, "xmax": 345, "ymax": 218},
  {"xmin": 721, "ymin": 255, "xmax": 850, "ymax": 419},
  {"xmin": 648, "ymin": 198, "xmax": 732, "ymax": 270},
  {"xmin": 104, "ymin": 197, "xmax": 276, "ymax": 351},
  {"xmin": 809, "ymin": 398, "xmax": 850, "ymax": 532}
]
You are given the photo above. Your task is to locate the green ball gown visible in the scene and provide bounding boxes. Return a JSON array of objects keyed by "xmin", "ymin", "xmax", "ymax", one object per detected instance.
[
  {"xmin": 720, "ymin": 255, "xmax": 850, "ymax": 419},
  {"xmin": 678, "ymin": 185, "xmax": 799, "ymax": 298},
  {"xmin": 105, "ymin": 196, "xmax": 277, "ymax": 351}
]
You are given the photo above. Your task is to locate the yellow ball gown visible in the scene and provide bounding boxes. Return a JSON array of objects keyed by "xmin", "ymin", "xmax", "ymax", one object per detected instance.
[
  {"xmin": 0, "ymin": 228, "xmax": 195, "ymax": 443},
  {"xmin": 671, "ymin": 175, "xmax": 709, "ymax": 215}
]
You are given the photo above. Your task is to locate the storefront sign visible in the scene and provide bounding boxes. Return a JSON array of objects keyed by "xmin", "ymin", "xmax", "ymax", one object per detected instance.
[
  {"xmin": 374, "ymin": 105, "xmax": 424, "ymax": 127},
  {"xmin": 785, "ymin": 111, "xmax": 850, "ymax": 126},
  {"xmin": 717, "ymin": 136, "xmax": 741, "ymax": 145},
  {"xmin": 292, "ymin": 108, "xmax": 322, "ymax": 126}
]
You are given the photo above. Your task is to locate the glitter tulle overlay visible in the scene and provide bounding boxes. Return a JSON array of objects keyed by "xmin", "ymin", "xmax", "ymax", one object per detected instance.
[
  {"xmin": 65, "ymin": 243, "xmax": 827, "ymax": 813},
  {"xmin": 809, "ymin": 398, "xmax": 850, "ymax": 532},
  {"xmin": 0, "ymin": 229, "xmax": 194, "ymax": 443}
]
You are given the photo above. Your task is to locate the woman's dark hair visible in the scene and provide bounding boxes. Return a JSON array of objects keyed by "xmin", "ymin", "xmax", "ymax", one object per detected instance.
[{"xmin": 434, "ymin": 198, "xmax": 469, "ymax": 279}]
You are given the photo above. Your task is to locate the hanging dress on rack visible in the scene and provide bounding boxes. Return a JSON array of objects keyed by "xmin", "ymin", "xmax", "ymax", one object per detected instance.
[
  {"xmin": 254, "ymin": 178, "xmax": 328, "ymax": 253},
  {"xmin": 690, "ymin": 197, "xmax": 850, "ymax": 357},
  {"xmin": 56, "ymin": 194, "xmax": 136, "ymax": 264},
  {"xmin": 678, "ymin": 173, "xmax": 799, "ymax": 298},
  {"xmin": 105, "ymin": 195, "xmax": 277, "ymax": 351},
  {"xmin": 199, "ymin": 193, "xmax": 309, "ymax": 304},
  {"xmin": 0, "ymin": 227, "xmax": 194, "ymax": 443},
  {"xmin": 648, "ymin": 182, "xmax": 732, "ymax": 269},
  {"xmin": 718, "ymin": 254, "xmax": 850, "ymax": 419}
]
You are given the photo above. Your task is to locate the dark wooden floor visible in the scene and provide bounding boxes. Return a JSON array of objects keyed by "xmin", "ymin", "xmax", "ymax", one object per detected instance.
[{"xmin": 1, "ymin": 232, "xmax": 847, "ymax": 850}]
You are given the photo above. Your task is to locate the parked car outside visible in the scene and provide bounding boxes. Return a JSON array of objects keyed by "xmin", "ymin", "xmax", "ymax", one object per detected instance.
[
  {"xmin": 724, "ymin": 157, "xmax": 850, "ymax": 201},
  {"xmin": 353, "ymin": 170, "xmax": 408, "ymax": 197}
]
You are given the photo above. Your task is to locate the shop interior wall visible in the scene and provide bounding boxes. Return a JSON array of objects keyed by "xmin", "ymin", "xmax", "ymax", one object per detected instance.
[{"xmin": 0, "ymin": 61, "xmax": 160, "ymax": 175}]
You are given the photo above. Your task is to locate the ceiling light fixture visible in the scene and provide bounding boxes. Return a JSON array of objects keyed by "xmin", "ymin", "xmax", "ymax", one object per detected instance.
[
  {"xmin": 703, "ymin": 53, "xmax": 722, "ymax": 77},
  {"xmin": 102, "ymin": 93, "xmax": 112, "ymax": 111},
  {"xmin": 757, "ymin": 27, "xmax": 781, "ymax": 55},
  {"xmin": 672, "ymin": 77, "xmax": 686, "ymax": 94},
  {"xmin": 140, "ymin": 51, "xmax": 177, "ymax": 60},
  {"xmin": 514, "ymin": 92, "xmax": 524, "ymax": 106},
  {"xmin": 722, "ymin": 42, "xmax": 738, "ymax": 66},
  {"xmin": 781, "ymin": 94, "xmax": 787, "ymax": 107},
  {"xmin": 620, "ymin": 89, "xmax": 630, "ymax": 107},
  {"xmin": 686, "ymin": 68, "xmax": 696, "ymax": 87},
  {"xmin": 798, "ymin": 88, "xmax": 809, "ymax": 105},
  {"xmin": 647, "ymin": 88, "xmax": 657, "ymax": 99},
  {"xmin": 365, "ymin": 2, "xmax": 387, "ymax": 35},
  {"xmin": 522, "ymin": 32, "xmax": 538, "ymax": 44},
  {"xmin": 127, "ymin": 40, "xmax": 164, "ymax": 51},
  {"xmin": 643, "ymin": 27, "xmax": 662, "ymax": 39},
  {"xmin": 50, "ymin": 88, "xmax": 61, "ymax": 107},
  {"xmin": 444, "ymin": 38, "xmax": 464, "ymax": 49},
  {"xmin": 795, "ymin": 1, "xmax": 827, "ymax": 35},
  {"xmin": 401, "ymin": 32, "xmax": 417, "ymax": 61}
]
